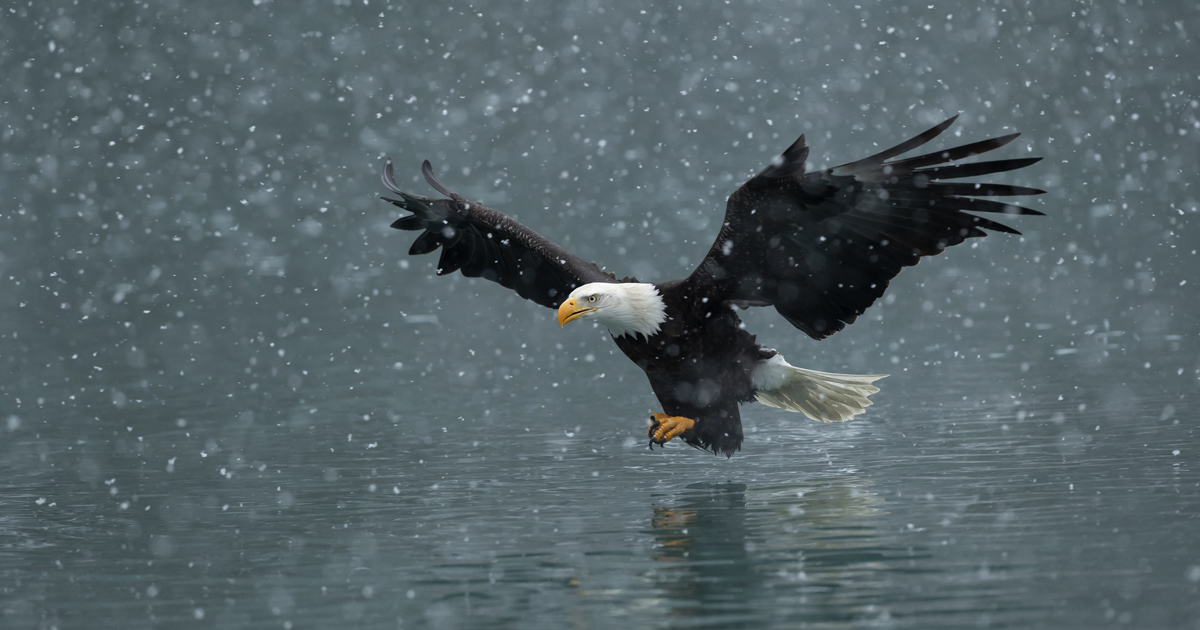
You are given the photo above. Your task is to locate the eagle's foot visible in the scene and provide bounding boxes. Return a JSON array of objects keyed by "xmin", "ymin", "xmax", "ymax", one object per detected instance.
[{"xmin": 647, "ymin": 413, "xmax": 695, "ymax": 448}]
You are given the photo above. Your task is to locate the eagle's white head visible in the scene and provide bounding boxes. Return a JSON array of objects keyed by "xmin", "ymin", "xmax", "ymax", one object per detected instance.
[{"xmin": 556, "ymin": 282, "xmax": 667, "ymax": 339}]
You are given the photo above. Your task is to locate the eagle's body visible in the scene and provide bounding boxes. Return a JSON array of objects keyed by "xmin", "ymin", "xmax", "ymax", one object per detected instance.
[
  {"xmin": 381, "ymin": 115, "xmax": 1044, "ymax": 456},
  {"xmin": 612, "ymin": 280, "xmax": 768, "ymax": 454}
]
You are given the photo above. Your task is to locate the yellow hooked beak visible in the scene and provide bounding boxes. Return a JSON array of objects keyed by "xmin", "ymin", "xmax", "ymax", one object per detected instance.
[{"xmin": 557, "ymin": 297, "xmax": 595, "ymax": 327}]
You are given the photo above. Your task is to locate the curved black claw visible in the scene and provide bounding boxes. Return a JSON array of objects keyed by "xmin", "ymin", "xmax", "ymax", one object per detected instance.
[{"xmin": 647, "ymin": 415, "xmax": 663, "ymax": 450}]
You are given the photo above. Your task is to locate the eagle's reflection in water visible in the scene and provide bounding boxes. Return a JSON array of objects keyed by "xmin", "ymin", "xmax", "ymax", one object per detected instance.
[{"xmin": 647, "ymin": 476, "xmax": 909, "ymax": 626}]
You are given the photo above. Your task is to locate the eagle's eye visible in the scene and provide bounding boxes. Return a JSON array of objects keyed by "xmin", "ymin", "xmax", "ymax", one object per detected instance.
[{"xmin": 587, "ymin": 295, "xmax": 598, "ymax": 303}]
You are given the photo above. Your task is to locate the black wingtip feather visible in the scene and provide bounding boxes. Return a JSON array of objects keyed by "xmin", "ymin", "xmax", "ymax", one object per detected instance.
[
  {"xmin": 944, "ymin": 197, "xmax": 1045, "ymax": 216},
  {"xmin": 421, "ymin": 160, "xmax": 457, "ymax": 198},
  {"xmin": 931, "ymin": 183, "xmax": 1047, "ymax": 197},
  {"xmin": 918, "ymin": 157, "xmax": 1043, "ymax": 180},
  {"xmin": 861, "ymin": 114, "xmax": 960, "ymax": 164},
  {"xmin": 885, "ymin": 132, "xmax": 1023, "ymax": 172},
  {"xmin": 758, "ymin": 134, "xmax": 810, "ymax": 179},
  {"xmin": 408, "ymin": 230, "xmax": 442, "ymax": 256},
  {"xmin": 966, "ymin": 214, "xmax": 1022, "ymax": 235},
  {"xmin": 390, "ymin": 215, "xmax": 425, "ymax": 231},
  {"xmin": 381, "ymin": 157, "xmax": 405, "ymax": 194},
  {"xmin": 381, "ymin": 193, "xmax": 437, "ymax": 220}
]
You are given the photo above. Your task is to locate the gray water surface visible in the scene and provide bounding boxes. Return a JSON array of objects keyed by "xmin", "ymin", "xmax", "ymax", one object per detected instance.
[{"xmin": 4, "ymin": 332, "xmax": 1196, "ymax": 628}]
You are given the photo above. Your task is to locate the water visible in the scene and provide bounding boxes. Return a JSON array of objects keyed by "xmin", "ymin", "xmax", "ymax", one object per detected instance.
[
  {"xmin": 3, "ymin": 0, "xmax": 1199, "ymax": 627},
  {"xmin": 4, "ymin": 330, "xmax": 1196, "ymax": 628}
]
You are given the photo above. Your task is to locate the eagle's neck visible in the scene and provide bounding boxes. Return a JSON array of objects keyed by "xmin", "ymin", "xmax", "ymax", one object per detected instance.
[{"xmin": 597, "ymin": 283, "xmax": 667, "ymax": 339}]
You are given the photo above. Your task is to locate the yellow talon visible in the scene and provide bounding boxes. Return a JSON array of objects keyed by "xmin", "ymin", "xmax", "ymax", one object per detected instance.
[{"xmin": 647, "ymin": 413, "xmax": 696, "ymax": 445}]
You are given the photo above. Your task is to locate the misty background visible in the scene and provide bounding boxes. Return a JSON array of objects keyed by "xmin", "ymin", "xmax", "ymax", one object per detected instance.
[{"xmin": 2, "ymin": 1, "xmax": 1197, "ymax": 628}]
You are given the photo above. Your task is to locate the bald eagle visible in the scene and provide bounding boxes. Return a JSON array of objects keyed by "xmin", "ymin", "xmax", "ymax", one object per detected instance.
[{"xmin": 381, "ymin": 115, "xmax": 1043, "ymax": 456}]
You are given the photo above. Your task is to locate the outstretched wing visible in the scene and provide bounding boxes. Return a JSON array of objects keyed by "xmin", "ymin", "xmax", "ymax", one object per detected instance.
[
  {"xmin": 686, "ymin": 115, "xmax": 1045, "ymax": 340},
  {"xmin": 381, "ymin": 159, "xmax": 616, "ymax": 308}
]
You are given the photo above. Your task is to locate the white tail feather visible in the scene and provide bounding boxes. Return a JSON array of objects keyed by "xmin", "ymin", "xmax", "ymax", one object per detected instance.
[{"xmin": 752, "ymin": 354, "xmax": 887, "ymax": 423}]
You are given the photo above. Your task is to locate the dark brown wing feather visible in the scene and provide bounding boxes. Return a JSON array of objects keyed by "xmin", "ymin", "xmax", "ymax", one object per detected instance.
[
  {"xmin": 381, "ymin": 159, "xmax": 616, "ymax": 308},
  {"xmin": 686, "ymin": 115, "xmax": 1045, "ymax": 340}
]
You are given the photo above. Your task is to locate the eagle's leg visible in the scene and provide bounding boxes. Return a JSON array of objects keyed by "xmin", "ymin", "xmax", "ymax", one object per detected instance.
[{"xmin": 647, "ymin": 413, "xmax": 696, "ymax": 448}]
